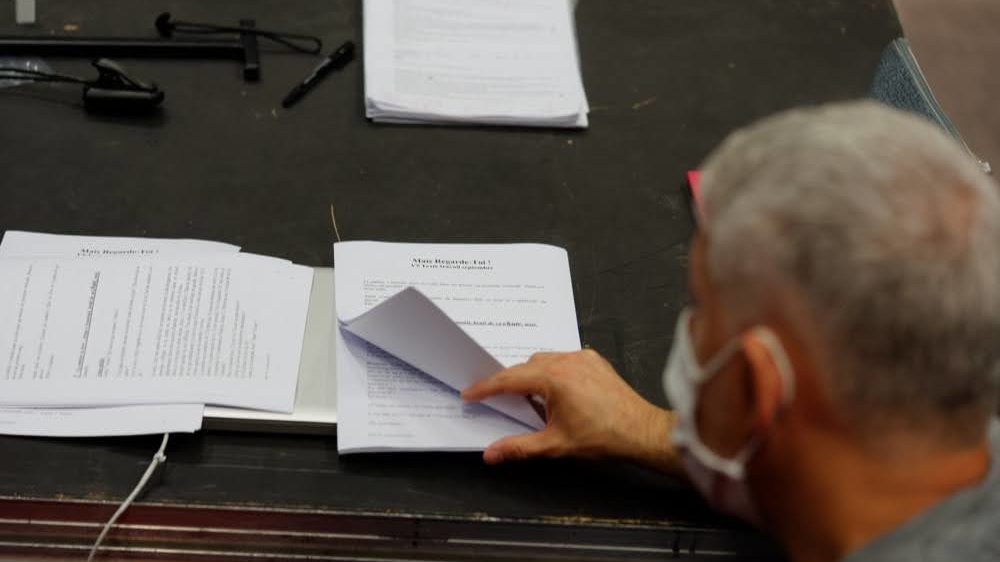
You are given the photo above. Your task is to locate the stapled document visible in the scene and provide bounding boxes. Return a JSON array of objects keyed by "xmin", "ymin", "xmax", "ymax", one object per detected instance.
[
  {"xmin": 0, "ymin": 232, "xmax": 313, "ymax": 440},
  {"xmin": 363, "ymin": 0, "xmax": 589, "ymax": 127},
  {"xmin": 0, "ymin": 255, "xmax": 312, "ymax": 411},
  {"xmin": 334, "ymin": 241, "xmax": 581, "ymax": 453},
  {"xmin": 0, "ymin": 231, "xmax": 245, "ymax": 436}
]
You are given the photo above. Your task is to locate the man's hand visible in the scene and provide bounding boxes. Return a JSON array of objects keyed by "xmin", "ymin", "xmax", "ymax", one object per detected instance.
[{"xmin": 461, "ymin": 349, "xmax": 681, "ymax": 473}]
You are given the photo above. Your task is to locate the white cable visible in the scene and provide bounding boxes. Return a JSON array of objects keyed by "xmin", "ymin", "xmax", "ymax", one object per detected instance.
[{"xmin": 87, "ymin": 433, "xmax": 170, "ymax": 562}]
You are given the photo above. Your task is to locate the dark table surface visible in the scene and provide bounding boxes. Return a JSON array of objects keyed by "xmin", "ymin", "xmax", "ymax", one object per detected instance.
[{"xmin": 0, "ymin": 1, "xmax": 901, "ymax": 559}]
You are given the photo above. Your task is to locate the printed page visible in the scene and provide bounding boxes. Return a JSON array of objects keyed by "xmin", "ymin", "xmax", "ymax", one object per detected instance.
[
  {"xmin": 364, "ymin": 0, "xmax": 587, "ymax": 121},
  {"xmin": 0, "ymin": 230, "xmax": 241, "ymax": 257},
  {"xmin": 334, "ymin": 241, "xmax": 580, "ymax": 453},
  {"xmin": 341, "ymin": 287, "xmax": 543, "ymax": 429},
  {"xmin": 0, "ymin": 254, "xmax": 312, "ymax": 412},
  {"xmin": 0, "ymin": 231, "xmax": 238, "ymax": 436},
  {"xmin": 0, "ymin": 404, "xmax": 203, "ymax": 437},
  {"xmin": 204, "ymin": 268, "xmax": 338, "ymax": 428}
]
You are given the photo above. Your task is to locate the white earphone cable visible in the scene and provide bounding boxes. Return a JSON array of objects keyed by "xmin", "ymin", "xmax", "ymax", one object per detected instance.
[{"xmin": 86, "ymin": 433, "xmax": 169, "ymax": 562}]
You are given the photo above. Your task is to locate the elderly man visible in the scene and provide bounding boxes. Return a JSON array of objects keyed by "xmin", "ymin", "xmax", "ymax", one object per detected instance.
[{"xmin": 463, "ymin": 102, "xmax": 1000, "ymax": 562}]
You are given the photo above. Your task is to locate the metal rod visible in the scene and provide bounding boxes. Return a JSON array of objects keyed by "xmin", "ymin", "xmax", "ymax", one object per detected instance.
[{"xmin": 0, "ymin": 36, "xmax": 245, "ymax": 59}]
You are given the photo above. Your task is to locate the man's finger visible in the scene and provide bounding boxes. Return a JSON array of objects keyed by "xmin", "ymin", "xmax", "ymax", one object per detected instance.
[
  {"xmin": 483, "ymin": 431, "xmax": 557, "ymax": 465},
  {"xmin": 527, "ymin": 351, "xmax": 565, "ymax": 364},
  {"xmin": 461, "ymin": 361, "xmax": 551, "ymax": 402}
]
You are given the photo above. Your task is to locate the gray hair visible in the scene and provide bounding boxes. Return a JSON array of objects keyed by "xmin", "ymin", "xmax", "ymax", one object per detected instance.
[{"xmin": 699, "ymin": 101, "xmax": 1000, "ymax": 441}]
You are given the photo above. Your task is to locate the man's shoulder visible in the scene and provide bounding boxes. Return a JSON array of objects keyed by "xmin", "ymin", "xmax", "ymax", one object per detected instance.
[{"xmin": 844, "ymin": 420, "xmax": 1000, "ymax": 562}]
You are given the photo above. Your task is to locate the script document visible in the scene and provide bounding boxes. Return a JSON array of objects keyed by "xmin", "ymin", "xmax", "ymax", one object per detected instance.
[
  {"xmin": 364, "ymin": 0, "xmax": 589, "ymax": 127},
  {"xmin": 334, "ymin": 241, "xmax": 581, "ymax": 453},
  {"xmin": 0, "ymin": 231, "xmax": 241, "ymax": 436},
  {"xmin": 0, "ymin": 254, "xmax": 312, "ymax": 412}
]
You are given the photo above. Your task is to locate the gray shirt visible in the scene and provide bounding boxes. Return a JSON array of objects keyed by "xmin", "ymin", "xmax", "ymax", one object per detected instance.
[{"xmin": 843, "ymin": 420, "xmax": 1000, "ymax": 562}]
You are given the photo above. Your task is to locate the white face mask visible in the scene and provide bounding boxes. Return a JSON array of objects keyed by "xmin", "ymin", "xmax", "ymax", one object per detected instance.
[{"xmin": 662, "ymin": 308, "xmax": 796, "ymax": 524}]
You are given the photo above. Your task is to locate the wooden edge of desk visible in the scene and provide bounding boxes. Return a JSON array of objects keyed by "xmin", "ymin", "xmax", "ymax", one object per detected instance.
[{"xmin": 0, "ymin": 497, "xmax": 780, "ymax": 561}]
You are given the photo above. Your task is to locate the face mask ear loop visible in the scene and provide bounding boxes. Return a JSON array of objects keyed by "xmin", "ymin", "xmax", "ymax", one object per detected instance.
[
  {"xmin": 723, "ymin": 327, "xmax": 798, "ymax": 471},
  {"xmin": 681, "ymin": 308, "xmax": 743, "ymax": 385},
  {"xmin": 700, "ymin": 338, "xmax": 742, "ymax": 381},
  {"xmin": 681, "ymin": 331, "xmax": 751, "ymax": 478},
  {"xmin": 749, "ymin": 328, "xmax": 797, "ymax": 410},
  {"xmin": 709, "ymin": 328, "xmax": 797, "ymax": 471}
]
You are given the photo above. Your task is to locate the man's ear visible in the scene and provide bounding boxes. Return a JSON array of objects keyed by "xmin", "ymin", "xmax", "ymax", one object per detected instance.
[{"xmin": 740, "ymin": 332, "xmax": 788, "ymax": 431}]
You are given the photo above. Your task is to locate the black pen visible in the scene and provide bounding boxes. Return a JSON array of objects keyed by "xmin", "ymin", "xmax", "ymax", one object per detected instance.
[{"xmin": 281, "ymin": 40, "xmax": 355, "ymax": 108}]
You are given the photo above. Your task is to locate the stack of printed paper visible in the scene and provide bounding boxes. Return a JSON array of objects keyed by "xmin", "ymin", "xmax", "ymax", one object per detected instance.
[
  {"xmin": 334, "ymin": 241, "xmax": 581, "ymax": 453},
  {"xmin": 0, "ymin": 231, "xmax": 313, "ymax": 437},
  {"xmin": 363, "ymin": 0, "xmax": 589, "ymax": 128}
]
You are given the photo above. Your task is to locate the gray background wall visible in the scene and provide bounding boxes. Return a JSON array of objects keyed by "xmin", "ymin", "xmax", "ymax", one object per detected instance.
[{"xmin": 894, "ymin": 0, "xmax": 999, "ymax": 171}]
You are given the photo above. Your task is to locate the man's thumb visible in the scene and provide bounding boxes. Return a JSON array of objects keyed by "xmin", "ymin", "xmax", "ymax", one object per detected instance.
[{"xmin": 483, "ymin": 431, "xmax": 553, "ymax": 465}]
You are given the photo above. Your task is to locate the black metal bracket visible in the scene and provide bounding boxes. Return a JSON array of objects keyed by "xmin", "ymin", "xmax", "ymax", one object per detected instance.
[
  {"xmin": 0, "ymin": 20, "xmax": 261, "ymax": 82},
  {"xmin": 82, "ymin": 58, "xmax": 165, "ymax": 113},
  {"xmin": 238, "ymin": 19, "xmax": 260, "ymax": 81}
]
